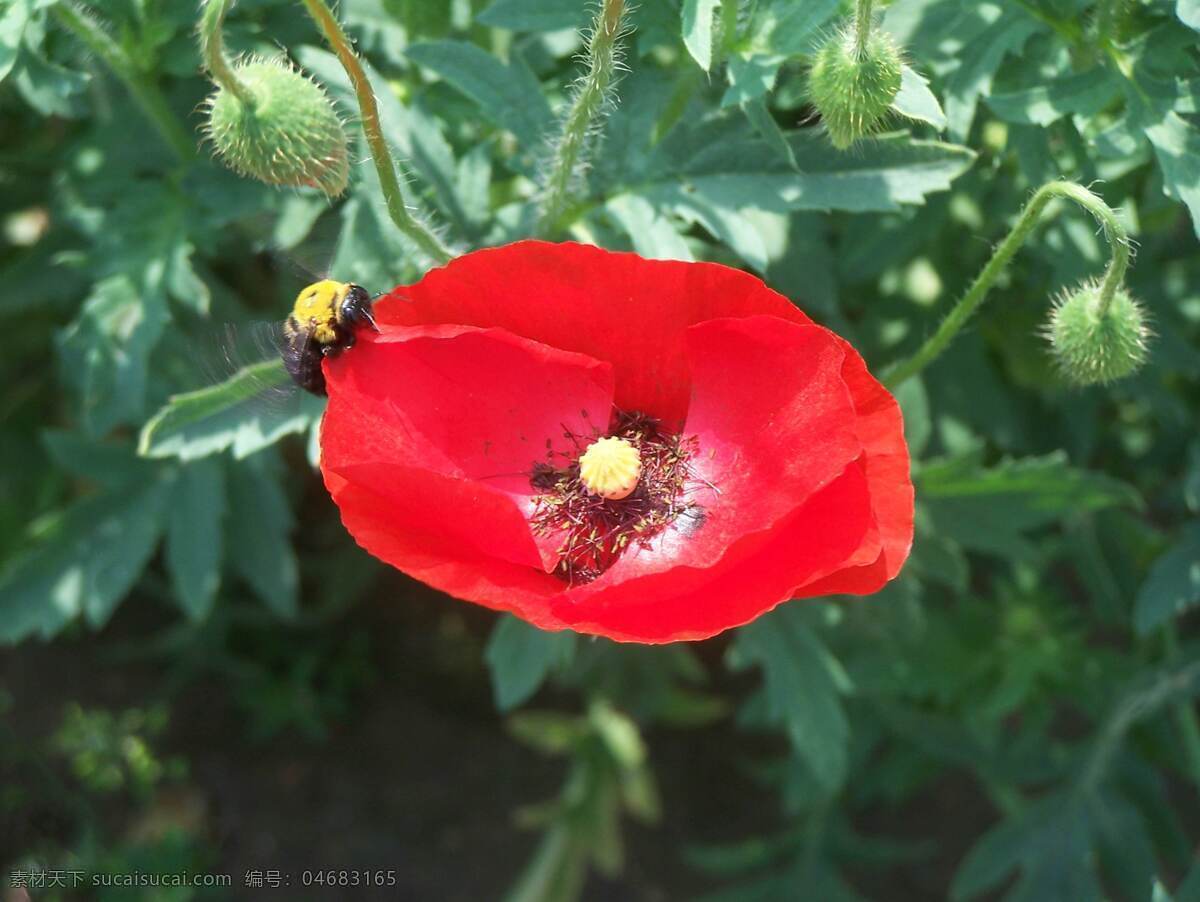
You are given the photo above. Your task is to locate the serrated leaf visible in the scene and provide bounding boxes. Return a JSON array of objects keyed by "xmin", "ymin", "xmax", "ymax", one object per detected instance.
[
  {"xmin": 986, "ymin": 68, "xmax": 1121, "ymax": 127},
  {"xmin": 138, "ymin": 359, "xmax": 322, "ymax": 462},
  {"xmin": 58, "ymin": 274, "xmax": 170, "ymax": 438},
  {"xmin": 0, "ymin": 479, "xmax": 170, "ymax": 642},
  {"xmin": 918, "ymin": 451, "xmax": 1143, "ymax": 559},
  {"xmin": 632, "ymin": 131, "xmax": 975, "ymax": 269},
  {"xmin": 741, "ymin": 98, "xmax": 800, "ymax": 171},
  {"xmin": 166, "ymin": 459, "xmax": 225, "ymax": 621},
  {"xmin": 405, "ymin": 40, "xmax": 552, "ymax": 148},
  {"xmin": 1143, "ymin": 108, "xmax": 1200, "ymax": 239},
  {"xmin": 682, "ymin": 0, "xmax": 720, "ymax": 71},
  {"xmin": 721, "ymin": 53, "xmax": 782, "ymax": 108},
  {"xmin": 485, "ymin": 615, "xmax": 576, "ymax": 711},
  {"xmin": 225, "ymin": 455, "xmax": 298, "ymax": 619},
  {"xmin": 893, "ymin": 65, "xmax": 947, "ymax": 130},
  {"xmin": 604, "ymin": 194, "xmax": 694, "ymax": 261},
  {"xmin": 477, "ymin": 0, "xmax": 589, "ymax": 31},
  {"xmin": 1133, "ymin": 521, "xmax": 1200, "ymax": 635},
  {"xmin": 731, "ymin": 609, "xmax": 850, "ymax": 792},
  {"xmin": 943, "ymin": 4, "xmax": 1039, "ymax": 140}
]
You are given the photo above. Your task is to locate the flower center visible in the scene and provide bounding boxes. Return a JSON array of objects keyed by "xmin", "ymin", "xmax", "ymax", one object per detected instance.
[
  {"xmin": 578, "ymin": 436, "xmax": 641, "ymax": 500},
  {"xmin": 529, "ymin": 412, "xmax": 706, "ymax": 585}
]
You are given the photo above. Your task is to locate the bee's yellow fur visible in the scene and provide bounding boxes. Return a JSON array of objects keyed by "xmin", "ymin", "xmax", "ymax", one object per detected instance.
[{"xmin": 290, "ymin": 279, "xmax": 350, "ymax": 345}]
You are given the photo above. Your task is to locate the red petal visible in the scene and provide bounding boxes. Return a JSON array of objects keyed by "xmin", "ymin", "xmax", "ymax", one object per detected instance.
[
  {"xmin": 797, "ymin": 341, "xmax": 914, "ymax": 597},
  {"xmin": 374, "ymin": 241, "xmax": 812, "ymax": 426},
  {"xmin": 584, "ymin": 315, "xmax": 862, "ymax": 585},
  {"xmin": 321, "ymin": 324, "xmax": 614, "ymax": 572},
  {"xmin": 551, "ymin": 460, "xmax": 876, "ymax": 642}
]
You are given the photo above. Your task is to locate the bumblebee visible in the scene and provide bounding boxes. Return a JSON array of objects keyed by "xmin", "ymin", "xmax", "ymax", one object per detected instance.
[{"xmin": 283, "ymin": 279, "xmax": 378, "ymax": 395}]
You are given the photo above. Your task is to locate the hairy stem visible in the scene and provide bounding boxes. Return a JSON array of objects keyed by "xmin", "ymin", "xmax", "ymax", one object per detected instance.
[
  {"xmin": 883, "ymin": 180, "xmax": 1130, "ymax": 389},
  {"xmin": 299, "ymin": 0, "xmax": 454, "ymax": 265},
  {"xmin": 854, "ymin": 0, "xmax": 875, "ymax": 56},
  {"xmin": 198, "ymin": 0, "xmax": 254, "ymax": 105},
  {"xmin": 52, "ymin": 3, "xmax": 194, "ymax": 161},
  {"xmin": 537, "ymin": 0, "xmax": 627, "ymax": 237}
]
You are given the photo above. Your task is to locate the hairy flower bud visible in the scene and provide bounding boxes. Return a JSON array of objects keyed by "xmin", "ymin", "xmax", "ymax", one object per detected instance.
[
  {"xmin": 204, "ymin": 57, "xmax": 350, "ymax": 197},
  {"xmin": 808, "ymin": 25, "xmax": 903, "ymax": 150},
  {"xmin": 1046, "ymin": 282, "xmax": 1150, "ymax": 385}
]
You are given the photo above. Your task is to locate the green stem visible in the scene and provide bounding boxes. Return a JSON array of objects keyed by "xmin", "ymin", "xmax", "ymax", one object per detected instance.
[
  {"xmin": 537, "ymin": 0, "xmax": 627, "ymax": 237},
  {"xmin": 298, "ymin": 0, "xmax": 454, "ymax": 265},
  {"xmin": 51, "ymin": 3, "xmax": 194, "ymax": 161},
  {"xmin": 198, "ymin": 0, "xmax": 254, "ymax": 105},
  {"xmin": 854, "ymin": 0, "xmax": 874, "ymax": 56},
  {"xmin": 883, "ymin": 180, "xmax": 1130, "ymax": 389}
]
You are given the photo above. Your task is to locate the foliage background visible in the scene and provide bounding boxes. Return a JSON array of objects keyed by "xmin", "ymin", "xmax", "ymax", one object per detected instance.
[{"xmin": 1, "ymin": 0, "xmax": 1199, "ymax": 898}]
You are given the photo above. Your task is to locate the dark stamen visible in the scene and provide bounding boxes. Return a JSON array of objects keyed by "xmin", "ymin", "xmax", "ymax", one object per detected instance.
[{"xmin": 529, "ymin": 410, "xmax": 707, "ymax": 585}]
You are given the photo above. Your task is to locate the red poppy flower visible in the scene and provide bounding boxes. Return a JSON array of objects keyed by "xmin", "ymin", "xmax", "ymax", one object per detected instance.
[{"xmin": 319, "ymin": 241, "xmax": 913, "ymax": 643}]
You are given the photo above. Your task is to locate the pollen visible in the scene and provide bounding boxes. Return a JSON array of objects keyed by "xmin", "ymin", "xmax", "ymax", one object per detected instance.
[
  {"xmin": 529, "ymin": 412, "xmax": 708, "ymax": 585},
  {"xmin": 579, "ymin": 436, "xmax": 641, "ymax": 500}
]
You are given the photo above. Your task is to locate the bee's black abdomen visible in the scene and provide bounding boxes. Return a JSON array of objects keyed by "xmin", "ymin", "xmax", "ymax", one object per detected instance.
[{"xmin": 282, "ymin": 318, "xmax": 327, "ymax": 395}]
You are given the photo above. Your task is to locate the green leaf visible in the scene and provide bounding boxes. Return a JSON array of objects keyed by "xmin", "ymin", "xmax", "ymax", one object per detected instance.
[
  {"xmin": 721, "ymin": 54, "xmax": 782, "ymax": 108},
  {"xmin": 42, "ymin": 430, "xmax": 152, "ymax": 488},
  {"xmin": 485, "ymin": 615, "xmax": 577, "ymax": 711},
  {"xmin": 477, "ymin": 0, "xmax": 589, "ymax": 31},
  {"xmin": 951, "ymin": 793, "xmax": 1099, "ymax": 901},
  {"xmin": 632, "ymin": 131, "xmax": 975, "ymax": 268},
  {"xmin": 681, "ymin": 0, "xmax": 721, "ymax": 71},
  {"xmin": 1142, "ymin": 108, "xmax": 1200, "ymax": 239},
  {"xmin": 747, "ymin": 0, "xmax": 839, "ymax": 56},
  {"xmin": 731, "ymin": 609, "xmax": 851, "ymax": 792},
  {"xmin": 604, "ymin": 193, "xmax": 694, "ymax": 261},
  {"xmin": 986, "ymin": 68, "xmax": 1121, "ymax": 127},
  {"xmin": 741, "ymin": 98, "xmax": 800, "ymax": 171},
  {"xmin": 893, "ymin": 65, "xmax": 947, "ymax": 130},
  {"xmin": 0, "ymin": 479, "xmax": 171, "ymax": 642},
  {"xmin": 138, "ymin": 359, "xmax": 322, "ymax": 462},
  {"xmin": 1133, "ymin": 521, "xmax": 1200, "ymax": 635},
  {"xmin": 225, "ymin": 455, "xmax": 298, "ymax": 619},
  {"xmin": 405, "ymin": 40, "xmax": 552, "ymax": 148},
  {"xmin": 918, "ymin": 451, "xmax": 1143, "ymax": 559},
  {"xmin": 942, "ymin": 4, "xmax": 1039, "ymax": 140},
  {"xmin": 165, "ymin": 459, "xmax": 225, "ymax": 621},
  {"xmin": 1178, "ymin": 0, "xmax": 1200, "ymax": 32},
  {"xmin": 0, "ymin": 0, "xmax": 31, "ymax": 82},
  {"xmin": 14, "ymin": 42, "xmax": 89, "ymax": 118},
  {"xmin": 57, "ymin": 274, "xmax": 169, "ymax": 438}
]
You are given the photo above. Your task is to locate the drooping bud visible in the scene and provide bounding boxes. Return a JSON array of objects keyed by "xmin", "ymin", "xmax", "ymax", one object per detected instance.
[
  {"xmin": 204, "ymin": 57, "xmax": 350, "ymax": 198},
  {"xmin": 808, "ymin": 24, "xmax": 903, "ymax": 150},
  {"xmin": 579, "ymin": 436, "xmax": 641, "ymax": 500},
  {"xmin": 1046, "ymin": 282, "xmax": 1150, "ymax": 385}
]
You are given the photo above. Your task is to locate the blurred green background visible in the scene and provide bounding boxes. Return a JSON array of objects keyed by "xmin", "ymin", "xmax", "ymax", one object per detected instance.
[{"xmin": 2, "ymin": 0, "xmax": 1199, "ymax": 898}]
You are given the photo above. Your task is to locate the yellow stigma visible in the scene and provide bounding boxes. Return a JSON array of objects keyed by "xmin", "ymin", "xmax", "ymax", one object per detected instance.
[
  {"xmin": 292, "ymin": 279, "xmax": 349, "ymax": 345},
  {"xmin": 578, "ymin": 436, "xmax": 641, "ymax": 500}
]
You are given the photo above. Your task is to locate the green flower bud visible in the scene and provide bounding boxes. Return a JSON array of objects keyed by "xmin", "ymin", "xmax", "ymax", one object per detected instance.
[
  {"xmin": 809, "ymin": 25, "xmax": 903, "ymax": 150},
  {"xmin": 204, "ymin": 57, "xmax": 350, "ymax": 197},
  {"xmin": 1046, "ymin": 282, "xmax": 1150, "ymax": 385}
]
